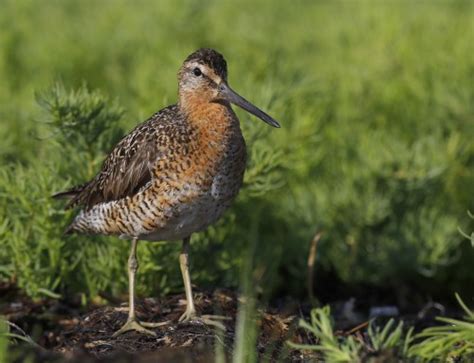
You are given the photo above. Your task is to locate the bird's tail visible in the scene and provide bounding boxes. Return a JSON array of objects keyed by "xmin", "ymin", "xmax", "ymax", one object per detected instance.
[
  {"xmin": 63, "ymin": 223, "xmax": 76, "ymax": 235},
  {"xmin": 52, "ymin": 184, "xmax": 88, "ymax": 234},
  {"xmin": 52, "ymin": 189, "xmax": 79, "ymax": 200},
  {"xmin": 52, "ymin": 182, "xmax": 89, "ymax": 209}
]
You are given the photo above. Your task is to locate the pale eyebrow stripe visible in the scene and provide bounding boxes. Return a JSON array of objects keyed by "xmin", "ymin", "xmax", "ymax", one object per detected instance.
[{"xmin": 188, "ymin": 62, "xmax": 221, "ymax": 84}]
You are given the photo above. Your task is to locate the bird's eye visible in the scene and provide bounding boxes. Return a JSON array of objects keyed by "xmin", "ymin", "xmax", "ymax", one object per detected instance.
[{"xmin": 193, "ymin": 67, "xmax": 202, "ymax": 77}]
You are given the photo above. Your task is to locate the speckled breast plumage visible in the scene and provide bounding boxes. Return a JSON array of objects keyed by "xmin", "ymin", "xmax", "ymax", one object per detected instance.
[{"xmin": 67, "ymin": 103, "xmax": 246, "ymax": 242}]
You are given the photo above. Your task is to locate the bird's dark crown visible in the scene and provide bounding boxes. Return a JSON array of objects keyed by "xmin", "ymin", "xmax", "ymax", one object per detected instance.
[{"xmin": 184, "ymin": 48, "xmax": 228, "ymax": 80}]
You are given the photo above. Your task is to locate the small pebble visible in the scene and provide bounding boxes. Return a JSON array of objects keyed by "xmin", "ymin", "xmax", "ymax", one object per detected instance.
[{"xmin": 369, "ymin": 306, "xmax": 399, "ymax": 318}]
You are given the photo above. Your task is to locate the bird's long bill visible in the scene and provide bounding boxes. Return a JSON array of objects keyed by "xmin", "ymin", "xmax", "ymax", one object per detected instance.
[{"xmin": 219, "ymin": 83, "xmax": 281, "ymax": 128}]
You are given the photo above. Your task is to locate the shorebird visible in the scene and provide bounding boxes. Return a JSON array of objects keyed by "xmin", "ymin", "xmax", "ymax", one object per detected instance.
[{"xmin": 54, "ymin": 48, "xmax": 280, "ymax": 336}]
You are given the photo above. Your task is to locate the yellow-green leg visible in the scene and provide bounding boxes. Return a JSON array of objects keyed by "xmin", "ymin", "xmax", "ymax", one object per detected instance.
[
  {"xmin": 178, "ymin": 236, "xmax": 228, "ymax": 330},
  {"xmin": 113, "ymin": 237, "xmax": 168, "ymax": 337},
  {"xmin": 179, "ymin": 236, "xmax": 196, "ymax": 321}
]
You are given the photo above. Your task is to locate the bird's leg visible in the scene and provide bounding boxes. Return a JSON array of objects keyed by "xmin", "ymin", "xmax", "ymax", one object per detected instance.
[
  {"xmin": 179, "ymin": 236, "xmax": 196, "ymax": 321},
  {"xmin": 178, "ymin": 236, "xmax": 228, "ymax": 330},
  {"xmin": 113, "ymin": 238, "xmax": 168, "ymax": 337}
]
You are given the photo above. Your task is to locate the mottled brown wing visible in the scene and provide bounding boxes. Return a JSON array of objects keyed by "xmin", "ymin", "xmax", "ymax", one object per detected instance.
[
  {"xmin": 67, "ymin": 121, "xmax": 159, "ymax": 210},
  {"xmin": 54, "ymin": 105, "xmax": 181, "ymax": 210},
  {"xmin": 59, "ymin": 106, "xmax": 180, "ymax": 210}
]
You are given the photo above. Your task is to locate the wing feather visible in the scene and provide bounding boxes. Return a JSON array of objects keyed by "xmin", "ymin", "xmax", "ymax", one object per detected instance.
[{"xmin": 57, "ymin": 105, "xmax": 179, "ymax": 210}]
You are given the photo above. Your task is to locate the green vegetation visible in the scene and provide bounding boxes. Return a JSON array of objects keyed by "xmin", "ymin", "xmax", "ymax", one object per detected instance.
[
  {"xmin": 0, "ymin": 0, "xmax": 472, "ymax": 306},
  {"xmin": 0, "ymin": 320, "xmax": 7, "ymax": 363},
  {"xmin": 409, "ymin": 293, "xmax": 474, "ymax": 361},
  {"xmin": 289, "ymin": 306, "xmax": 364, "ymax": 361},
  {"xmin": 291, "ymin": 293, "xmax": 474, "ymax": 362}
]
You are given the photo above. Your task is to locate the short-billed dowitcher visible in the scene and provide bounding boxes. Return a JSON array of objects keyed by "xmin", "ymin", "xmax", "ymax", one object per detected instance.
[{"xmin": 54, "ymin": 48, "xmax": 280, "ymax": 336}]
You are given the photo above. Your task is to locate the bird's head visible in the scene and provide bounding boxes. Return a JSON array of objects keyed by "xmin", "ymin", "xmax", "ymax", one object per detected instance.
[{"xmin": 178, "ymin": 48, "xmax": 280, "ymax": 128}]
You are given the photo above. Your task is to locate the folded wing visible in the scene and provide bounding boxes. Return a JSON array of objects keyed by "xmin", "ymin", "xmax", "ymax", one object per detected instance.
[{"xmin": 53, "ymin": 106, "xmax": 179, "ymax": 210}]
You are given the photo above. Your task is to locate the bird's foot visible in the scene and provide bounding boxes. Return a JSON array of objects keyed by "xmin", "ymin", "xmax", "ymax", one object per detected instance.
[
  {"xmin": 179, "ymin": 310, "xmax": 230, "ymax": 331},
  {"xmin": 178, "ymin": 308, "xmax": 196, "ymax": 323},
  {"xmin": 112, "ymin": 318, "xmax": 170, "ymax": 337}
]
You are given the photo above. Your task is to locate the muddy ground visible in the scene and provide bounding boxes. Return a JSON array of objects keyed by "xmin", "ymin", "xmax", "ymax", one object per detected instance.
[
  {"xmin": 1, "ymin": 281, "xmax": 451, "ymax": 362},
  {"xmin": 1, "ymin": 283, "xmax": 318, "ymax": 362}
]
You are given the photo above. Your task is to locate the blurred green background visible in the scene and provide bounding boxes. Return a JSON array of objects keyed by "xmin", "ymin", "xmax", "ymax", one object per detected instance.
[{"xmin": 0, "ymin": 0, "xmax": 473, "ymax": 305}]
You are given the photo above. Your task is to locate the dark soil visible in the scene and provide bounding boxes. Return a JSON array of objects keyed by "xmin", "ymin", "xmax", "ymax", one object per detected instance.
[
  {"xmin": 1, "ymin": 281, "xmax": 457, "ymax": 362},
  {"xmin": 1, "ymin": 284, "xmax": 315, "ymax": 362}
]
